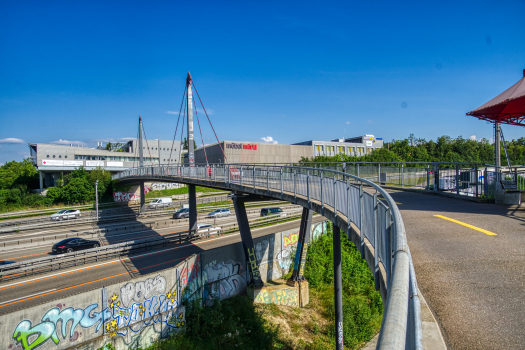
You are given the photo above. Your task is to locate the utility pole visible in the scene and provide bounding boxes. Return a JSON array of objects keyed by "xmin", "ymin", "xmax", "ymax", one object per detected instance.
[
  {"xmin": 495, "ymin": 122, "xmax": 501, "ymax": 169},
  {"xmin": 95, "ymin": 180, "xmax": 99, "ymax": 220}
]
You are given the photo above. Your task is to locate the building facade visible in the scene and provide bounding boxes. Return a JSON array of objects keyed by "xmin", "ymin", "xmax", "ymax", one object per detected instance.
[
  {"xmin": 189, "ymin": 135, "xmax": 383, "ymax": 165},
  {"xmin": 29, "ymin": 139, "xmax": 181, "ymax": 189}
]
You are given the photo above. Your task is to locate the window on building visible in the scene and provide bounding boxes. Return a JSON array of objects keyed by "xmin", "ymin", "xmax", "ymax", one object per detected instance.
[
  {"xmin": 53, "ymin": 155, "xmax": 55, "ymax": 158},
  {"xmin": 47, "ymin": 155, "xmax": 49, "ymax": 158},
  {"xmin": 65, "ymin": 155, "xmax": 67, "ymax": 158},
  {"xmin": 358, "ymin": 147, "xmax": 364, "ymax": 153},
  {"xmin": 59, "ymin": 155, "xmax": 62, "ymax": 158},
  {"xmin": 367, "ymin": 148, "xmax": 372, "ymax": 153},
  {"xmin": 337, "ymin": 146, "xmax": 344, "ymax": 154}
]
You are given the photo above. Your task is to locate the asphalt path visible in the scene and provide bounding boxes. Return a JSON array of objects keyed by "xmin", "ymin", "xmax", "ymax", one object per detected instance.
[
  {"xmin": 387, "ymin": 189, "xmax": 525, "ymax": 350},
  {"xmin": 0, "ymin": 215, "xmax": 325, "ymax": 315}
]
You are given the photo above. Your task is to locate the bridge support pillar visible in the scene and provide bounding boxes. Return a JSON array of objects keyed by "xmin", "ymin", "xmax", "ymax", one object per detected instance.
[
  {"xmin": 233, "ymin": 195, "xmax": 264, "ymax": 287},
  {"xmin": 333, "ymin": 224, "xmax": 344, "ymax": 349},
  {"xmin": 140, "ymin": 181, "xmax": 145, "ymax": 213},
  {"xmin": 288, "ymin": 207, "xmax": 313, "ymax": 282},
  {"xmin": 188, "ymin": 184, "xmax": 197, "ymax": 237}
]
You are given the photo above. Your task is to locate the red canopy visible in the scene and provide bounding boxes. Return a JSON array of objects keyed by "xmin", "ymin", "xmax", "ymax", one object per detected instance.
[{"xmin": 467, "ymin": 70, "xmax": 525, "ymax": 126}]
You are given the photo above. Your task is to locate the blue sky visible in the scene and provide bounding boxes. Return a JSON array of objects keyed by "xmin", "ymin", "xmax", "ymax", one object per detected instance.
[{"xmin": 1, "ymin": 0, "xmax": 524, "ymax": 164}]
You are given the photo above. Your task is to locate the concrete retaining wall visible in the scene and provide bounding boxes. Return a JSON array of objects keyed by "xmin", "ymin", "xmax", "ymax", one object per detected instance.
[{"xmin": 3, "ymin": 221, "xmax": 327, "ymax": 350}]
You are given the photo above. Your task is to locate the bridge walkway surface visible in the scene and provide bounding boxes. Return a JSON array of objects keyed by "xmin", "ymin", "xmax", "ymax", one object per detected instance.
[{"xmin": 387, "ymin": 188, "xmax": 525, "ymax": 350}]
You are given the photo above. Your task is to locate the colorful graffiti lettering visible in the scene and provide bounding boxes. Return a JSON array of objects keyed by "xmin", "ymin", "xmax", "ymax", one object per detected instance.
[
  {"xmin": 12, "ymin": 304, "xmax": 111, "ymax": 350},
  {"xmin": 254, "ymin": 287, "xmax": 299, "ymax": 307},
  {"xmin": 178, "ymin": 255, "xmax": 201, "ymax": 302},
  {"xmin": 282, "ymin": 232, "xmax": 299, "ymax": 248},
  {"xmin": 120, "ymin": 275, "xmax": 167, "ymax": 308},
  {"xmin": 113, "ymin": 185, "xmax": 151, "ymax": 202}
]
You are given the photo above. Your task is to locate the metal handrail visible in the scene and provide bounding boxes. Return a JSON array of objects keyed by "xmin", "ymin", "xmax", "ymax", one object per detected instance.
[{"xmin": 112, "ymin": 164, "xmax": 421, "ymax": 350}]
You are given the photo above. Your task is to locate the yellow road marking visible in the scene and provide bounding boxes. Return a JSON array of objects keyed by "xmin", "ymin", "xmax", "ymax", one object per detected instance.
[
  {"xmin": 379, "ymin": 197, "xmax": 402, "ymax": 205},
  {"xmin": 433, "ymin": 215, "xmax": 497, "ymax": 236}
]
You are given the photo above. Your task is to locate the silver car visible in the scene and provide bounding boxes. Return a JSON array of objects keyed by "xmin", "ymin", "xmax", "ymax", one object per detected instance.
[
  {"xmin": 50, "ymin": 209, "xmax": 81, "ymax": 221},
  {"xmin": 207, "ymin": 208, "xmax": 231, "ymax": 218}
]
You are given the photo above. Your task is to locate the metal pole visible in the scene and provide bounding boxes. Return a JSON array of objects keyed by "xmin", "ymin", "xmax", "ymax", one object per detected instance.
[
  {"xmin": 333, "ymin": 224, "xmax": 344, "ymax": 350},
  {"xmin": 357, "ymin": 164, "xmax": 360, "ymax": 178},
  {"xmin": 307, "ymin": 170, "xmax": 310, "ymax": 209},
  {"xmin": 456, "ymin": 164, "xmax": 460, "ymax": 195},
  {"xmin": 186, "ymin": 72, "xmax": 195, "ymax": 169},
  {"xmin": 426, "ymin": 164, "xmax": 430, "ymax": 190},
  {"xmin": 333, "ymin": 175, "xmax": 337, "ymax": 217},
  {"xmin": 373, "ymin": 192, "xmax": 379, "ymax": 290},
  {"xmin": 280, "ymin": 168, "xmax": 283, "ymax": 200},
  {"xmin": 321, "ymin": 171, "xmax": 324, "ymax": 216},
  {"xmin": 293, "ymin": 169, "xmax": 297, "ymax": 204},
  {"xmin": 475, "ymin": 165, "xmax": 479, "ymax": 197},
  {"xmin": 401, "ymin": 163, "xmax": 404, "ymax": 187},
  {"xmin": 378, "ymin": 163, "xmax": 381, "ymax": 185},
  {"xmin": 495, "ymin": 122, "xmax": 501, "ymax": 168},
  {"xmin": 95, "ymin": 180, "xmax": 99, "ymax": 220},
  {"xmin": 253, "ymin": 165, "xmax": 256, "ymax": 190},
  {"xmin": 359, "ymin": 183, "xmax": 364, "ymax": 258}
]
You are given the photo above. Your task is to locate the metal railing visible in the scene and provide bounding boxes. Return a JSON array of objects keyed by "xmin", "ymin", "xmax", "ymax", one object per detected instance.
[{"xmin": 112, "ymin": 164, "xmax": 421, "ymax": 350}]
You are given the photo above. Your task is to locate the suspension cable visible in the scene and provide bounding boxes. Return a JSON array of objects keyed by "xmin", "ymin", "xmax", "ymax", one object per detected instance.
[
  {"xmin": 141, "ymin": 122, "xmax": 154, "ymax": 164},
  {"xmin": 178, "ymin": 96, "xmax": 186, "ymax": 166},
  {"xmin": 168, "ymin": 86, "xmax": 187, "ymax": 166},
  {"xmin": 191, "ymin": 80, "xmax": 228, "ymax": 163},
  {"xmin": 194, "ymin": 101, "xmax": 209, "ymax": 165}
]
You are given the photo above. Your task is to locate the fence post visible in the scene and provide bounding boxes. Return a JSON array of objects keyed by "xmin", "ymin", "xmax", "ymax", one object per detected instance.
[
  {"xmin": 378, "ymin": 163, "xmax": 381, "ymax": 185},
  {"xmin": 426, "ymin": 164, "xmax": 430, "ymax": 190},
  {"xmin": 357, "ymin": 164, "xmax": 360, "ymax": 178},
  {"xmin": 280, "ymin": 168, "xmax": 283, "ymax": 200},
  {"xmin": 267, "ymin": 168, "xmax": 270, "ymax": 195},
  {"xmin": 346, "ymin": 178, "xmax": 350, "ymax": 232},
  {"xmin": 333, "ymin": 175, "xmax": 337, "ymax": 217},
  {"xmin": 484, "ymin": 167, "xmax": 488, "ymax": 196},
  {"xmin": 321, "ymin": 171, "xmax": 324, "ymax": 216},
  {"xmin": 307, "ymin": 170, "xmax": 310, "ymax": 209},
  {"xmin": 475, "ymin": 165, "xmax": 479, "ymax": 197},
  {"xmin": 359, "ymin": 183, "xmax": 365, "ymax": 259},
  {"xmin": 456, "ymin": 164, "xmax": 460, "ymax": 195},
  {"xmin": 253, "ymin": 165, "xmax": 256, "ymax": 190},
  {"xmin": 373, "ymin": 192, "xmax": 379, "ymax": 291},
  {"xmin": 333, "ymin": 224, "xmax": 344, "ymax": 350},
  {"xmin": 294, "ymin": 169, "xmax": 297, "ymax": 204},
  {"xmin": 401, "ymin": 163, "xmax": 404, "ymax": 187},
  {"xmin": 240, "ymin": 166, "xmax": 243, "ymax": 187}
]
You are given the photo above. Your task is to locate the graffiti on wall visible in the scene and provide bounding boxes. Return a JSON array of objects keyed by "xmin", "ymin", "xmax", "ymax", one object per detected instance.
[
  {"xmin": 275, "ymin": 230, "xmax": 300, "ymax": 274},
  {"xmin": 178, "ymin": 255, "xmax": 202, "ymax": 303},
  {"xmin": 113, "ymin": 184, "xmax": 151, "ymax": 203},
  {"xmin": 151, "ymin": 183, "xmax": 185, "ymax": 191},
  {"xmin": 10, "ymin": 274, "xmax": 186, "ymax": 350},
  {"xmin": 202, "ymin": 260, "xmax": 247, "ymax": 305},
  {"xmin": 253, "ymin": 287, "xmax": 299, "ymax": 307}
]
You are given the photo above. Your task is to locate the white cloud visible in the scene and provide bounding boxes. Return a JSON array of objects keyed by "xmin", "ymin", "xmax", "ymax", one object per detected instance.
[
  {"xmin": 0, "ymin": 137, "xmax": 25, "ymax": 144},
  {"xmin": 469, "ymin": 135, "xmax": 476, "ymax": 141},
  {"xmin": 346, "ymin": 121, "xmax": 350, "ymax": 124},
  {"xmin": 50, "ymin": 139, "xmax": 87, "ymax": 146},
  {"xmin": 261, "ymin": 136, "xmax": 278, "ymax": 144},
  {"xmin": 166, "ymin": 111, "xmax": 178, "ymax": 115}
]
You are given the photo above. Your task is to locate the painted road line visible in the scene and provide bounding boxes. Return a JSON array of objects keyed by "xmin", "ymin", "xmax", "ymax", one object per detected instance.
[
  {"xmin": 379, "ymin": 197, "xmax": 402, "ymax": 205},
  {"xmin": 0, "ymin": 289, "xmax": 56, "ymax": 306},
  {"xmin": 433, "ymin": 215, "xmax": 497, "ymax": 236}
]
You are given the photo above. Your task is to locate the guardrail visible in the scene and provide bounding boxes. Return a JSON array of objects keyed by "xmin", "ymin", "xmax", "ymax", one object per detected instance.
[
  {"xmin": 112, "ymin": 164, "xmax": 422, "ymax": 350},
  {"xmin": 0, "ymin": 210, "xmax": 304, "ymax": 279}
]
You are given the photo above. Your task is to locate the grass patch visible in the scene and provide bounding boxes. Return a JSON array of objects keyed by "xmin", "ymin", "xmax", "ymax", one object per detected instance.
[{"xmin": 145, "ymin": 186, "xmax": 219, "ymax": 199}]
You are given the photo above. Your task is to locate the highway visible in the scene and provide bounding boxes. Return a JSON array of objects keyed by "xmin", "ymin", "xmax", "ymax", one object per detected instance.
[
  {"xmin": 387, "ymin": 188, "xmax": 525, "ymax": 350},
  {"xmin": 0, "ymin": 214, "xmax": 325, "ymax": 315},
  {"xmin": 0, "ymin": 205, "xmax": 302, "ymax": 262}
]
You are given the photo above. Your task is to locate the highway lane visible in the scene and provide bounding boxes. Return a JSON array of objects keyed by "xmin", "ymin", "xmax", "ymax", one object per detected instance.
[
  {"xmin": 0, "ymin": 215, "xmax": 325, "ymax": 315},
  {"xmin": 1, "ymin": 207, "xmax": 303, "ymax": 262},
  {"xmin": 387, "ymin": 188, "xmax": 525, "ymax": 350}
]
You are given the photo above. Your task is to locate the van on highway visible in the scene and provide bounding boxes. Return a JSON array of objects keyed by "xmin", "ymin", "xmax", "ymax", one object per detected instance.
[
  {"xmin": 148, "ymin": 197, "xmax": 173, "ymax": 208},
  {"xmin": 260, "ymin": 207, "xmax": 285, "ymax": 217}
]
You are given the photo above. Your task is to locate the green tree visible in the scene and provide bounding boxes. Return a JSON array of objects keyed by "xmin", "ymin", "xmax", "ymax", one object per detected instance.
[
  {"xmin": 60, "ymin": 177, "xmax": 93, "ymax": 203},
  {"xmin": 183, "ymin": 137, "xmax": 197, "ymax": 150},
  {"xmin": 0, "ymin": 158, "xmax": 39, "ymax": 190}
]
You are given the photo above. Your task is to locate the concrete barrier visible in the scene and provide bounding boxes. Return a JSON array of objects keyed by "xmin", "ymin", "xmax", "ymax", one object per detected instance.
[{"xmin": 2, "ymin": 221, "xmax": 327, "ymax": 350}]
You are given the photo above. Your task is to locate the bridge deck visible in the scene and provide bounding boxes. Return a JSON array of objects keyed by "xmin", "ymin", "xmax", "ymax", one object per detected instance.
[{"xmin": 388, "ymin": 188, "xmax": 525, "ymax": 350}]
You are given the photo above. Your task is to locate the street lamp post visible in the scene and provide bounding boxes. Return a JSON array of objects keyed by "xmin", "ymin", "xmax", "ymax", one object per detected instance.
[{"xmin": 95, "ymin": 180, "xmax": 99, "ymax": 220}]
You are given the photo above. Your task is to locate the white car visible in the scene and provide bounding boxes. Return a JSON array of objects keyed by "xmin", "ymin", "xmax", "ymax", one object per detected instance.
[
  {"xmin": 148, "ymin": 197, "xmax": 173, "ymax": 208},
  {"xmin": 50, "ymin": 209, "xmax": 81, "ymax": 221},
  {"xmin": 197, "ymin": 224, "xmax": 221, "ymax": 236},
  {"xmin": 207, "ymin": 208, "xmax": 231, "ymax": 218}
]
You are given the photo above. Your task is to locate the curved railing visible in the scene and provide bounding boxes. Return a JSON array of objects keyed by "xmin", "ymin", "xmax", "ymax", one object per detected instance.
[{"xmin": 113, "ymin": 164, "xmax": 422, "ymax": 350}]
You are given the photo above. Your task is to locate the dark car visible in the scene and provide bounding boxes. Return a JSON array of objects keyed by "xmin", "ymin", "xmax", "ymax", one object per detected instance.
[
  {"xmin": 52, "ymin": 238, "xmax": 100, "ymax": 254},
  {"xmin": 173, "ymin": 208, "xmax": 190, "ymax": 219},
  {"xmin": 260, "ymin": 207, "xmax": 284, "ymax": 217}
]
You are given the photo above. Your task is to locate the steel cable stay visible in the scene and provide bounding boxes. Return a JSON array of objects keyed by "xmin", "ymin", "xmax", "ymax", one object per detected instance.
[
  {"xmin": 168, "ymin": 85, "xmax": 187, "ymax": 167},
  {"xmin": 193, "ymin": 98, "xmax": 209, "ymax": 167}
]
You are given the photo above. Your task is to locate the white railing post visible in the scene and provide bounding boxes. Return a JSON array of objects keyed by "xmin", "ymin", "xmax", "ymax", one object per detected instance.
[
  {"xmin": 321, "ymin": 171, "xmax": 324, "ymax": 215},
  {"xmin": 333, "ymin": 175, "xmax": 337, "ymax": 217},
  {"xmin": 307, "ymin": 170, "xmax": 310, "ymax": 209},
  {"xmin": 374, "ymin": 192, "xmax": 379, "ymax": 291},
  {"xmin": 253, "ymin": 165, "xmax": 256, "ymax": 190},
  {"xmin": 280, "ymin": 168, "xmax": 283, "ymax": 200},
  {"xmin": 293, "ymin": 169, "xmax": 297, "ymax": 204},
  {"xmin": 359, "ymin": 183, "xmax": 364, "ymax": 258}
]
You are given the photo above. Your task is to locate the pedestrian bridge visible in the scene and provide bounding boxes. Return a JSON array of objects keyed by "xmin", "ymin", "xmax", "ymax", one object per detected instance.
[{"xmin": 113, "ymin": 164, "xmax": 421, "ymax": 350}]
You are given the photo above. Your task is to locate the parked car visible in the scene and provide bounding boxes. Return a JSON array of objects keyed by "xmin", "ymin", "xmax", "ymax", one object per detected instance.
[
  {"xmin": 52, "ymin": 238, "xmax": 100, "ymax": 254},
  {"xmin": 173, "ymin": 208, "xmax": 190, "ymax": 219},
  {"xmin": 148, "ymin": 197, "xmax": 173, "ymax": 208},
  {"xmin": 260, "ymin": 207, "xmax": 285, "ymax": 217},
  {"xmin": 50, "ymin": 209, "xmax": 81, "ymax": 221},
  {"xmin": 207, "ymin": 208, "xmax": 231, "ymax": 218}
]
